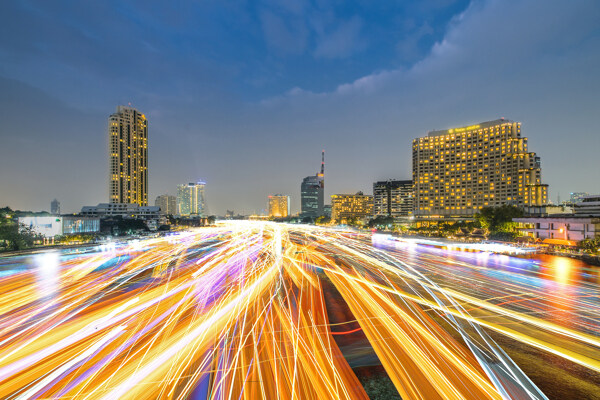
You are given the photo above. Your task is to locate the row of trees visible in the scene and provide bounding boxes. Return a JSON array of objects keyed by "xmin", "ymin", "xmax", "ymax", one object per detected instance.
[
  {"xmin": 0, "ymin": 207, "xmax": 44, "ymax": 251},
  {"xmin": 361, "ymin": 205, "xmax": 524, "ymax": 240}
]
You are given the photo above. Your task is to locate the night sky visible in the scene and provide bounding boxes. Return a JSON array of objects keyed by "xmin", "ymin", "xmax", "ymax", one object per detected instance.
[{"xmin": 1, "ymin": 0, "xmax": 599, "ymax": 215}]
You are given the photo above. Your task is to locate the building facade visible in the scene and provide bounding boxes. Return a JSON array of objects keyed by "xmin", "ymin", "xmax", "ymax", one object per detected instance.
[
  {"xmin": 514, "ymin": 216, "xmax": 600, "ymax": 244},
  {"xmin": 373, "ymin": 180, "xmax": 413, "ymax": 218},
  {"xmin": 413, "ymin": 119, "xmax": 548, "ymax": 218},
  {"xmin": 331, "ymin": 192, "xmax": 374, "ymax": 224},
  {"xmin": 268, "ymin": 195, "xmax": 290, "ymax": 218},
  {"xmin": 50, "ymin": 199, "xmax": 60, "ymax": 215},
  {"xmin": 301, "ymin": 151, "xmax": 325, "ymax": 218},
  {"xmin": 19, "ymin": 216, "xmax": 100, "ymax": 238},
  {"xmin": 574, "ymin": 195, "xmax": 600, "ymax": 215},
  {"xmin": 81, "ymin": 203, "xmax": 161, "ymax": 220},
  {"xmin": 109, "ymin": 106, "xmax": 148, "ymax": 206},
  {"xmin": 570, "ymin": 192, "xmax": 589, "ymax": 204},
  {"xmin": 155, "ymin": 194, "xmax": 176, "ymax": 215},
  {"xmin": 177, "ymin": 182, "xmax": 206, "ymax": 216}
]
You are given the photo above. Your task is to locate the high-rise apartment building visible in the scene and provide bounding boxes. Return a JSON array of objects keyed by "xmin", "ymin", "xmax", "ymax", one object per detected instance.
[
  {"xmin": 301, "ymin": 151, "xmax": 325, "ymax": 218},
  {"xmin": 177, "ymin": 182, "xmax": 206, "ymax": 216},
  {"xmin": 109, "ymin": 106, "xmax": 148, "ymax": 206},
  {"xmin": 373, "ymin": 180, "xmax": 413, "ymax": 218},
  {"xmin": 155, "ymin": 194, "xmax": 176, "ymax": 215},
  {"xmin": 50, "ymin": 199, "xmax": 60, "ymax": 215},
  {"xmin": 268, "ymin": 195, "xmax": 290, "ymax": 218},
  {"xmin": 413, "ymin": 119, "xmax": 548, "ymax": 218},
  {"xmin": 331, "ymin": 192, "xmax": 374, "ymax": 224}
]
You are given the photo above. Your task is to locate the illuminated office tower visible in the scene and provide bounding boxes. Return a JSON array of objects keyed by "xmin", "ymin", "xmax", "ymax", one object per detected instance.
[
  {"xmin": 177, "ymin": 182, "xmax": 206, "ymax": 216},
  {"xmin": 373, "ymin": 180, "xmax": 413, "ymax": 218},
  {"xmin": 155, "ymin": 194, "xmax": 176, "ymax": 215},
  {"xmin": 331, "ymin": 192, "xmax": 374, "ymax": 224},
  {"xmin": 109, "ymin": 106, "xmax": 148, "ymax": 206},
  {"xmin": 301, "ymin": 151, "xmax": 325, "ymax": 218},
  {"xmin": 268, "ymin": 195, "xmax": 290, "ymax": 218},
  {"xmin": 412, "ymin": 119, "xmax": 548, "ymax": 218}
]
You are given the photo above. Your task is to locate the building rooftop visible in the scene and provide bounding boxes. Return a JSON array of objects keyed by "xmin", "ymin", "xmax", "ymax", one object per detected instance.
[{"xmin": 427, "ymin": 118, "xmax": 515, "ymax": 137}]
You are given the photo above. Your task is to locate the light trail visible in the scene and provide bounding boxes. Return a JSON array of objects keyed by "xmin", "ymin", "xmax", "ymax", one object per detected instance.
[{"xmin": 0, "ymin": 222, "xmax": 597, "ymax": 398}]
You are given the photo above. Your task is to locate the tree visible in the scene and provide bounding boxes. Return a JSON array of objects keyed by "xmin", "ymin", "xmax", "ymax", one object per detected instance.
[
  {"xmin": 315, "ymin": 215, "xmax": 331, "ymax": 225},
  {"xmin": 578, "ymin": 238, "xmax": 600, "ymax": 253},
  {"xmin": 368, "ymin": 216, "xmax": 394, "ymax": 229},
  {"xmin": 475, "ymin": 205, "xmax": 523, "ymax": 240}
]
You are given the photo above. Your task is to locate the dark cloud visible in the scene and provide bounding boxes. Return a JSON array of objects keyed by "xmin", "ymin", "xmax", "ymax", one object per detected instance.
[{"xmin": 0, "ymin": 0, "xmax": 598, "ymax": 214}]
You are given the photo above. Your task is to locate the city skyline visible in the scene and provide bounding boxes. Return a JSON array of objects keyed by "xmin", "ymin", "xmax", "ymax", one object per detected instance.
[{"xmin": 1, "ymin": 1, "xmax": 599, "ymax": 214}]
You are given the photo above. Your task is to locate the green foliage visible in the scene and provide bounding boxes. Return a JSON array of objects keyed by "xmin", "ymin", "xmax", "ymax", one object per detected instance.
[
  {"xmin": 315, "ymin": 215, "xmax": 331, "ymax": 225},
  {"xmin": 0, "ymin": 207, "xmax": 43, "ymax": 251},
  {"xmin": 475, "ymin": 205, "xmax": 523, "ymax": 238},
  {"xmin": 578, "ymin": 238, "xmax": 600, "ymax": 253},
  {"xmin": 368, "ymin": 215, "xmax": 394, "ymax": 229}
]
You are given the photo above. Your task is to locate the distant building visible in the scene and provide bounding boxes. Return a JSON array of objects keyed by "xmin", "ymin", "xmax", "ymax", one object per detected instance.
[
  {"xmin": 301, "ymin": 151, "xmax": 325, "ymax": 218},
  {"xmin": 569, "ymin": 192, "xmax": 590, "ymax": 204},
  {"xmin": 81, "ymin": 203, "xmax": 160, "ymax": 220},
  {"xmin": 323, "ymin": 204, "xmax": 332, "ymax": 218},
  {"xmin": 413, "ymin": 119, "xmax": 548, "ymax": 219},
  {"xmin": 109, "ymin": 105, "xmax": 148, "ymax": 206},
  {"xmin": 155, "ymin": 194, "xmax": 176, "ymax": 215},
  {"xmin": 571, "ymin": 192, "xmax": 590, "ymax": 204},
  {"xmin": 19, "ymin": 215, "xmax": 100, "ymax": 238},
  {"xmin": 331, "ymin": 192, "xmax": 374, "ymax": 224},
  {"xmin": 177, "ymin": 182, "xmax": 206, "ymax": 216},
  {"xmin": 574, "ymin": 195, "xmax": 600, "ymax": 216},
  {"xmin": 268, "ymin": 195, "xmax": 290, "ymax": 218},
  {"xmin": 50, "ymin": 199, "xmax": 60, "ymax": 215},
  {"xmin": 373, "ymin": 180, "xmax": 413, "ymax": 219}
]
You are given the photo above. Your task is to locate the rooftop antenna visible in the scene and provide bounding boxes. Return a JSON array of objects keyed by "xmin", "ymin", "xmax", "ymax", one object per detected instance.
[{"xmin": 321, "ymin": 150, "xmax": 325, "ymax": 175}]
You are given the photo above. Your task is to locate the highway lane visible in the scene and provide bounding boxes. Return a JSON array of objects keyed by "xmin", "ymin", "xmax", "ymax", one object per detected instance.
[{"xmin": 0, "ymin": 222, "xmax": 597, "ymax": 399}]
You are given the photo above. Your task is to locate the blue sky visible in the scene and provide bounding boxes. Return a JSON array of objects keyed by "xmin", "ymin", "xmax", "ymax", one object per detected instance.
[{"xmin": 1, "ymin": 0, "xmax": 599, "ymax": 214}]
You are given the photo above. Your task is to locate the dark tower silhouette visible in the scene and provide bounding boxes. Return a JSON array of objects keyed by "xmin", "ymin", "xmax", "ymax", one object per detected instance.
[{"xmin": 301, "ymin": 151, "xmax": 325, "ymax": 218}]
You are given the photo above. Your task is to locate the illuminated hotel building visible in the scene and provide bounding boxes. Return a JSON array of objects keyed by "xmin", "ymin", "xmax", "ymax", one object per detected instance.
[
  {"xmin": 177, "ymin": 182, "xmax": 206, "ymax": 216},
  {"xmin": 268, "ymin": 195, "xmax": 290, "ymax": 218},
  {"xmin": 413, "ymin": 119, "xmax": 548, "ymax": 218},
  {"xmin": 331, "ymin": 192, "xmax": 374, "ymax": 224},
  {"xmin": 109, "ymin": 106, "xmax": 148, "ymax": 206},
  {"xmin": 373, "ymin": 180, "xmax": 413, "ymax": 218}
]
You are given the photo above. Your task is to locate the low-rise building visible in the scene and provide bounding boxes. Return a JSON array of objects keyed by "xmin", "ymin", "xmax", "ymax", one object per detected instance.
[
  {"xmin": 575, "ymin": 195, "xmax": 600, "ymax": 216},
  {"xmin": 514, "ymin": 216, "xmax": 600, "ymax": 245},
  {"xmin": 81, "ymin": 203, "xmax": 161, "ymax": 220},
  {"xmin": 331, "ymin": 192, "xmax": 373, "ymax": 224},
  {"xmin": 515, "ymin": 194, "xmax": 600, "ymax": 245},
  {"xmin": 19, "ymin": 215, "xmax": 100, "ymax": 238}
]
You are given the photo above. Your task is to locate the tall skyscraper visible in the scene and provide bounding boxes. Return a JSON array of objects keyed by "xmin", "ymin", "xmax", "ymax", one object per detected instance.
[
  {"xmin": 331, "ymin": 192, "xmax": 374, "ymax": 224},
  {"xmin": 109, "ymin": 105, "xmax": 148, "ymax": 206},
  {"xmin": 155, "ymin": 194, "xmax": 176, "ymax": 215},
  {"xmin": 301, "ymin": 151, "xmax": 325, "ymax": 218},
  {"xmin": 412, "ymin": 119, "xmax": 548, "ymax": 218},
  {"xmin": 50, "ymin": 199, "xmax": 60, "ymax": 215},
  {"xmin": 177, "ymin": 182, "xmax": 206, "ymax": 216},
  {"xmin": 268, "ymin": 195, "xmax": 290, "ymax": 218},
  {"xmin": 373, "ymin": 180, "xmax": 413, "ymax": 218}
]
